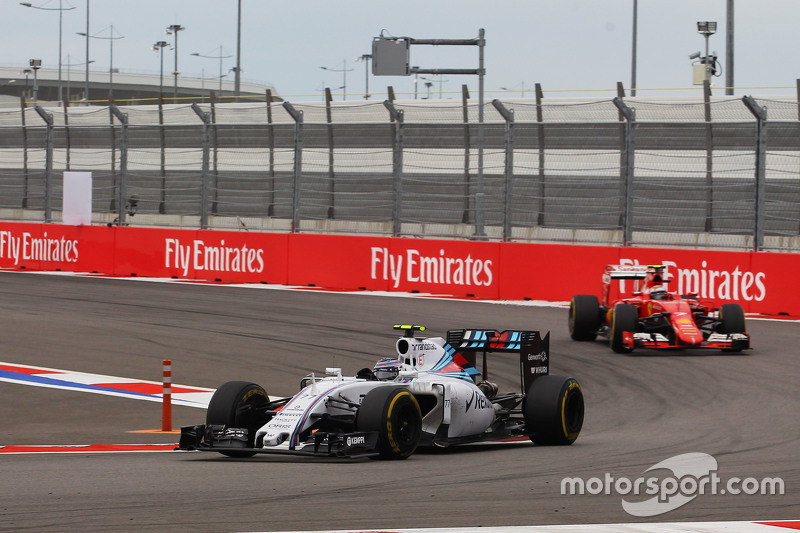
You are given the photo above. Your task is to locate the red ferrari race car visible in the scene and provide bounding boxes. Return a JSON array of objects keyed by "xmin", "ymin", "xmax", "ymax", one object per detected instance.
[{"xmin": 569, "ymin": 264, "xmax": 750, "ymax": 354}]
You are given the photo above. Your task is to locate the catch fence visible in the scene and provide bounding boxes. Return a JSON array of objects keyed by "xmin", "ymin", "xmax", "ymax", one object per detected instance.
[{"xmin": 0, "ymin": 90, "xmax": 798, "ymax": 252}]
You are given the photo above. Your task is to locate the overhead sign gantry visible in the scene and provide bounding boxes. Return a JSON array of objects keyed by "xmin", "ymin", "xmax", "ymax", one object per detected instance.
[{"xmin": 370, "ymin": 29, "xmax": 488, "ymax": 236}]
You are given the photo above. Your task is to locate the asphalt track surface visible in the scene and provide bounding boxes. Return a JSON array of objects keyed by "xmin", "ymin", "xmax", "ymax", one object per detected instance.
[{"xmin": 0, "ymin": 271, "xmax": 797, "ymax": 532}]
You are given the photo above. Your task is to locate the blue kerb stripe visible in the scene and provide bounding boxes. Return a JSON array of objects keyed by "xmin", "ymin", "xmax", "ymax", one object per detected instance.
[{"xmin": 0, "ymin": 370, "xmax": 157, "ymax": 399}]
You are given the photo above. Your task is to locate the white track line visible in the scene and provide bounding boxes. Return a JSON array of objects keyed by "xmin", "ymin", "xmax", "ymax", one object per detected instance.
[{"xmin": 250, "ymin": 521, "xmax": 799, "ymax": 533}]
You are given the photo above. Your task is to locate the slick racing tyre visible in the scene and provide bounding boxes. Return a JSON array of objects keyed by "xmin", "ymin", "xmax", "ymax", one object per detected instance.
[
  {"xmin": 206, "ymin": 381, "xmax": 271, "ymax": 458},
  {"xmin": 718, "ymin": 303, "xmax": 746, "ymax": 353},
  {"xmin": 610, "ymin": 303, "xmax": 638, "ymax": 354},
  {"xmin": 569, "ymin": 295, "xmax": 601, "ymax": 341},
  {"xmin": 356, "ymin": 387, "xmax": 422, "ymax": 460},
  {"xmin": 524, "ymin": 375, "xmax": 584, "ymax": 446},
  {"xmin": 718, "ymin": 303, "xmax": 746, "ymax": 334}
]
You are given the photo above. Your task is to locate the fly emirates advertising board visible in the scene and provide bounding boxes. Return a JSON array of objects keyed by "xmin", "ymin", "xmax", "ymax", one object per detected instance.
[{"xmin": 0, "ymin": 222, "xmax": 795, "ymax": 316}]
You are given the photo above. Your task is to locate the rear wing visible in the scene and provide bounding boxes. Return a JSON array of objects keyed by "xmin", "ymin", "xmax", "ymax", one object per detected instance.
[
  {"xmin": 603, "ymin": 264, "xmax": 670, "ymax": 305},
  {"xmin": 446, "ymin": 329, "xmax": 550, "ymax": 392},
  {"xmin": 604, "ymin": 264, "xmax": 669, "ymax": 281},
  {"xmin": 605, "ymin": 264, "xmax": 649, "ymax": 280}
]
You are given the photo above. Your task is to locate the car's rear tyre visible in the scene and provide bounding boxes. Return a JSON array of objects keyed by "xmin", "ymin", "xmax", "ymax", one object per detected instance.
[
  {"xmin": 356, "ymin": 386, "xmax": 422, "ymax": 460},
  {"xmin": 610, "ymin": 303, "xmax": 638, "ymax": 354},
  {"xmin": 524, "ymin": 375, "xmax": 584, "ymax": 445},
  {"xmin": 206, "ymin": 381, "xmax": 271, "ymax": 458},
  {"xmin": 569, "ymin": 295, "xmax": 601, "ymax": 341}
]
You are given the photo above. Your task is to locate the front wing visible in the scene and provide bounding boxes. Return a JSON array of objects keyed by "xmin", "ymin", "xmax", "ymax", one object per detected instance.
[
  {"xmin": 177, "ymin": 424, "xmax": 381, "ymax": 458},
  {"xmin": 624, "ymin": 331, "xmax": 750, "ymax": 351}
]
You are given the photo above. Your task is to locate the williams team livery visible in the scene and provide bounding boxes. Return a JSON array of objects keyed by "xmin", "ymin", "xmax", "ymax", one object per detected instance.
[{"xmin": 178, "ymin": 325, "xmax": 584, "ymax": 459}]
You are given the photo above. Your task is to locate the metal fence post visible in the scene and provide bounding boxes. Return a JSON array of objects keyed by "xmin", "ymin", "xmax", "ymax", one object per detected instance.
[
  {"xmin": 158, "ymin": 97, "xmax": 167, "ymax": 214},
  {"xmin": 492, "ymin": 99, "xmax": 514, "ymax": 242},
  {"xmin": 191, "ymin": 103, "xmax": 211, "ymax": 229},
  {"xmin": 742, "ymin": 95, "xmax": 767, "ymax": 252},
  {"xmin": 109, "ymin": 106, "xmax": 129, "ymax": 226},
  {"xmin": 475, "ymin": 28, "xmax": 486, "ymax": 238},
  {"xmin": 209, "ymin": 92, "xmax": 219, "ymax": 215},
  {"xmin": 613, "ymin": 97, "xmax": 635, "ymax": 246},
  {"xmin": 20, "ymin": 97, "xmax": 29, "ymax": 209},
  {"xmin": 461, "ymin": 84, "xmax": 471, "ymax": 223},
  {"xmin": 534, "ymin": 83, "xmax": 545, "ymax": 226},
  {"xmin": 324, "ymin": 88, "xmax": 336, "ymax": 219},
  {"xmin": 34, "ymin": 106, "xmax": 53, "ymax": 223},
  {"xmin": 265, "ymin": 89, "xmax": 276, "ymax": 217},
  {"xmin": 283, "ymin": 101, "xmax": 303, "ymax": 233},
  {"xmin": 615, "ymin": 84, "xmax": 626, "ymax": 234},
  {"xmin": 64, "ymin": 99, "xmax": 71, "ymax": 171},
  {"xmin": 109, "ymin": 107, "xmax": 118, "ymax": 212},
  {"xmin": 384, "ymin": 100, "xmax": 404, "ymax": 237},
  {"xmin": 796, "ymin": 80, "xmax": 800, "ymax": 236},
  {"xmin": 703, "ymin": 80, "xmax": 714, "ymax": 231}
]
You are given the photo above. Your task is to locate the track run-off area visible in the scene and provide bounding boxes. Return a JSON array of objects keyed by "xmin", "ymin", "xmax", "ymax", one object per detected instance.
[{"xmin": 0, "ymin": 270, "xmax": 797, "ymax": 532}]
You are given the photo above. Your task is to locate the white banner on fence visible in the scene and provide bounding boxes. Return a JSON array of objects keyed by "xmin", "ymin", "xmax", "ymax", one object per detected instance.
[{"xmin": 62, "ymin": 172, "xmax": 92, "ymax": 226}]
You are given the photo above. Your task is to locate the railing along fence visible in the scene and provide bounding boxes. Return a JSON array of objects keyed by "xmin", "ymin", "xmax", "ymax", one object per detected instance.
[{"xmin": 1, "ymin": 87, "xmax": 799, "ymax": 252}]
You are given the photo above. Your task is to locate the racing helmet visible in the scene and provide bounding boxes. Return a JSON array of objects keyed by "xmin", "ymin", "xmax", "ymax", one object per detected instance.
[
  {"xmin": 650, "ymin": 287, "xmax": 668, "ymax": 300},
  {"xmin": 373, "ymin": 357, "xmax": 402, "ymax": 381}
]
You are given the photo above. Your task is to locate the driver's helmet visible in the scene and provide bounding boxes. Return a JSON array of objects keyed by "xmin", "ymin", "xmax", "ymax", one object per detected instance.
[
  {"xmin": 650, "ymin": 287, "xmax": 668, "ymax": 300},
  {"xmin": 373, "ymin": 357, "xmax": 402, "ymax": 381}
]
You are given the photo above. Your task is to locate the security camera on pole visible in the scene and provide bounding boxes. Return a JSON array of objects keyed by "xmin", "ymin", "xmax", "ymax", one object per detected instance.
[
  {"xmin": 29, "ymin": 59, "xmax": 42, "ymax": 101},
  {"xmin": 690, "ymin": 21, "xmax": 720, "ymax": 85}
]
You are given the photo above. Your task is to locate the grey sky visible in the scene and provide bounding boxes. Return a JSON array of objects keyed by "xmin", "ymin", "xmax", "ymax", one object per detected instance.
[{"xmin": 5, "ymin": 0, "xmax": 798, "ymax": 101}]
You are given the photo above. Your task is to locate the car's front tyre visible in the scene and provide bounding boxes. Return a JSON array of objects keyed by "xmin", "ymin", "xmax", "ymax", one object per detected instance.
[
  {"xmin": 206, "ymin": 381, "xmax": 271, "ymax": 458},
  {"xmin": 610, "ymin": 303, "xmax": 638, "ymax": 353},
  {"xmin": 718, "ymin": 303, "xmax": 747, "ymax": 353},
  {"xmin": 356, "ymin": 386, "xmax": 422, "ymax": 460},
  {"xmin": 718, "ymin": 303, "xmax": 746, "ymax": 334}
]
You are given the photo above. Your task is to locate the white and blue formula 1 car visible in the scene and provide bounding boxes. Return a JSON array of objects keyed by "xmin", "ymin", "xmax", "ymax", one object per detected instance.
[{"xmin": 178, "ymin": 325, "xmax": 584, "ymax": 459}]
